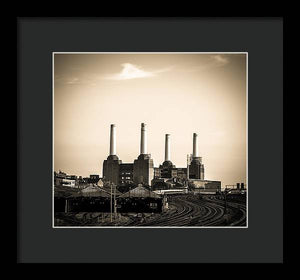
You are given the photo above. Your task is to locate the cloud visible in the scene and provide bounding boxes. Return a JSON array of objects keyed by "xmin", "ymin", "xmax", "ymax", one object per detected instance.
[
  {"xmin": 55, "ymin": 75, "xmax": 99, "ymax": 86},
  {"xmin": 180, "ymin": 55, "xmax": 230, "ymax": 73},
  {"xmin": 105, "ymin": 63, "xmax": 171, "ymax": 81},
  {"xmin": 66, "ymin": 77, "xmax": 80, "ymax": 84},
  {"xmin": 210, "ymin": 55, "xmax": 229, "ymax": 66},
  {"xmin": 55, "ymin": 63, "xmax": 173, "ymax": 85}
]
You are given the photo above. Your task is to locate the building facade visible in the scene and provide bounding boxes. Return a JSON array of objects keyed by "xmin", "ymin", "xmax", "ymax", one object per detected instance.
[
  {"xmin": 102, "ymin": 125, "xmax": 218, "ymax": 189},
  {"xmin": 103, "ymin": 123, "xmax": 154, "ymax": 187},
  {"xmin": 119, "ymin": 163, "xmax": 134, "ymax": 185},
  {"xmin": 152, "ymin": 133, "xmax": 204, "ymax": 184}
]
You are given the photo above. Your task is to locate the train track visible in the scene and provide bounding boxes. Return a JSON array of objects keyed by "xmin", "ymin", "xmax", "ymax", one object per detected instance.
[
  {"xmin": 133, "ymin": 194, "xmax": 246, "ymax": 227},
  {"xmin": 204, "ymin": 196, "xmax": 247, "ymax": 226},
  {"xmin": 55, "ymin": 194, "xmax": 246, "ymax": 227},
  {"xmin": 54, "ymin": 212, "xmax": 104, "ymax": 226}
]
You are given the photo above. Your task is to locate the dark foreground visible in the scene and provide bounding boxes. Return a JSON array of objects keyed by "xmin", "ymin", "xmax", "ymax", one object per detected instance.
[{"xmin": 54, "ymin": 194, "xmax": 246, "ymax": 227}]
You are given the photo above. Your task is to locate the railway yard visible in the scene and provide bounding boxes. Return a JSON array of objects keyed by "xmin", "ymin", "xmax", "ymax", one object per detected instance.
[
  {"xmin": 54, "ymin": 123, "xmax": 247, "ymax": 227},
  {"xmin": 54, "ymin": 193, "xmax": 246, "ymax": 227}
]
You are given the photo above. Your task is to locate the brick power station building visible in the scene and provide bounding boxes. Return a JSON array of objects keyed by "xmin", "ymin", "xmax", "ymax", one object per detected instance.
[
  {"xmin": 102, "ymin": 123, "xmax": 221, "ymax": 192},
  {"xmin": 103, "ymin": 123, "xmax": 154, "ymax": 186}
]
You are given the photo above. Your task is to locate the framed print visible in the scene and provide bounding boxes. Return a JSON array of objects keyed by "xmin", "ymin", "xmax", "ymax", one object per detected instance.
[
  {"xmin": 52, "ymin": 52, "xmax": 248, "ymax": 229},
  {"xmin": 17, "ymin": 17, "xmax": 283, "ymax": 263}
]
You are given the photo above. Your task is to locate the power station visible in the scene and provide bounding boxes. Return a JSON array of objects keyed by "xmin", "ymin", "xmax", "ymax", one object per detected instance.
[
  {"xmin": 103, "ymin": 123, "xmax": 154, "ymax": 186},
  {"xmin": 102, "ymin": 123, "xmax": 221, "ymax": 192},
  {"xmin": 54, "ymin": 122, "xmax": 246, "ymax": 226}
]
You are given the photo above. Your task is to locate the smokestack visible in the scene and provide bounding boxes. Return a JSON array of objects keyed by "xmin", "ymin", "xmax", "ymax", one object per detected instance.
[
  {"xmin": 140, "ymin": 123, "xmax": 147, "ymax": 154},
  {"xmin": 165, "ymin": 134, "xmax": 170, "ymax": 161},
  {"xmin": 193, "ymin": 133, "xmax": 198, "ymax": 157},
  {"xmin": 109, "ymin": 124, "xmax": 116, "ymax": 155}
]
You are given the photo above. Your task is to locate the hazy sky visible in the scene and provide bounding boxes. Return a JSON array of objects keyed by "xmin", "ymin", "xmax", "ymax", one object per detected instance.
[{"xmin": 54, "ymin": 53, "xmax": 247, "ymax": 187}]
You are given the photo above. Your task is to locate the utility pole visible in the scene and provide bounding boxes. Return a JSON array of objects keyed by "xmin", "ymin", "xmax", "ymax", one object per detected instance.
[
  {"xmin": 186, "ymin": 154, "xmax": 192, "ymax": 190},
  {"xmin": 65, "ymin": 198, "xmax": 68, "ymax": 213},
  {"xmin": 110, "ymin": 182, "xmax": 113, "ymax": 222},
  {"xmin": 224, "ymin": 189, "xmax": 227, "ymax": 214},
  {"xmin": 187, "ymin": 154, "xmax": 190, "ymax": 181},
  {"xmin": 223, "ymin": 186, "xmax": 232, "ymax": 214},
  {"xmin": 114, "ymin": 183, "xmax": 117, "ymax": 219}
]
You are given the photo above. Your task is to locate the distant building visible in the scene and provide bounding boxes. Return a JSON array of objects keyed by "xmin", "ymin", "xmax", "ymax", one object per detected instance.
[
  {"xmin": 133, "ymin": 154, "xmax": 154, "ymax": 186},
  {"xmin": 61, "ymin": 178, "xmax": 76, "ymax": 188},
  {"xmin": 54, "ymin": 171, "xmax": 78, "ymax": 187},
  {"xmin": 188, "ymin": 157, "xmax": 204, "ymax": 180},
  {"xmin": 89, "ymin": 174, "xmax": 100, "ymax": 184},
  {"xmin": 152, "ymin": 133, "xmax": 203, "ymax": 184},
  {"xmin": 119, "ymin": 163, "xmax": 134, "ymax": 185},
  {"xmin": 54, "ymin": 170, "xmax": 67, "ymax": 186},
  {"xmin": 133, "ymin": 123, "xmax": 154, "ymax": 186},
  {"xmin": 117, "ymin": 185, "xmax": 163, "ymax": 213},
  {"xmin": 102, "ymin": 124, "xmax": 220, "ymax": 191},
  {"xmin": 190, "ymin": 179, "xmax": 221, "ymax": 194},
  {"xmin": 103, "ymin": 123, "xmax": 154, "ymax": 187}
]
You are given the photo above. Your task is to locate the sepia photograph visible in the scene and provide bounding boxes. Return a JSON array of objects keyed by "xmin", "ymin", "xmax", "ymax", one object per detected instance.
[
  {"xmin": 53, "ymin": 52, "xmax": 247, "ymax": 228},
  {"xmin": 18, "ymin": 16, "xmax": 284, "ymax": 264}
]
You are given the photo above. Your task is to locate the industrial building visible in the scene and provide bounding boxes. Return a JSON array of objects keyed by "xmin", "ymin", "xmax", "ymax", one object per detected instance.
[
  {"xmin": 190, "ymin": 180, "xmax": 221, "ymax": 194},
  {"xmin": 54, "ymin": 184, "xmax": 118, "ymax": 213},
  {"xmin": 103, "ymin": 123, "xmax": 154, "ymax": 186},
  {"xmin": 66, "ymin": 186, "xmax": 112, "ymax": 213},
  {"xmin": 102, "ymin": 123, "xmax": 220, "ymax": 193},
  {"xmin": 54, "ymin": 171, "xmax": 102, "ymax": 188},
  {"xmin": 117, "ymin": 185, "xmax": 163, "ymax": 213},
  {"xmin": 54, "ymin": 183, "xmax": 163, "ymax": 214},
  {"xmin": 54, "ymin": 124, "xmax": 222, "ymax": 216},
  {"xmin": 54, "ymin": 171, "xmax": 77, "ymax": 187},
  {"xmin": 153, "ymin": 133, "xmax": 204, "ymax": 182}
]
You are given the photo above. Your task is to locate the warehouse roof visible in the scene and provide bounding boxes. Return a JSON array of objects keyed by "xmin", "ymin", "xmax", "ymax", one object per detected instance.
[
  {"xmin": 118, "ymin": 185, "xmax": 161, "ymax": 199},
  {"xmin": 54, "ymin": 185, "xmax": 80, "ymax": 198},
  {"xmin": 100, "ymin": 186, "xmax": 122, "ymax": 196},
  {"xmin": 69, "ymin": 185, "xmax": 112, "ymax": 198},
  {"xmin": 81, "ymin": 184, "xmax": 103, "ymax": 193}
]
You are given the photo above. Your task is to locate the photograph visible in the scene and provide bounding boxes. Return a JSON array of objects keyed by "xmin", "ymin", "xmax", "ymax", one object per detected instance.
[{"xmin": 53, "ymin": 52, "xmax": 247, "ymax": 228}]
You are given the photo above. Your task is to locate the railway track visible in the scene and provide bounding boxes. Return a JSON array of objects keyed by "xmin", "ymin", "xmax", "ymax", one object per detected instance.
[
  {"xmin": 54, "ymin": 212, "xmax": 104, "ymax": 226},
  {"xmin": 204, "ymin": 196, "xmax": 247, "ymax": 226},
  {"xmin": 55, "ymin": 194, "xmax": 246, "ymax": 227},
  {"xmin": 134, "ymin": 194, "xmax": 246, "ymax": 227}
]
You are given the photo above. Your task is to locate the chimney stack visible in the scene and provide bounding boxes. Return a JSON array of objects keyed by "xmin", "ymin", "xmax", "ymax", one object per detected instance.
[
  {"xmin": 165, "ymin": 134, "xmax": 170, "ymax": 161},
  {"xmin": 193, "ymin": 133, "xmax": 198, "ymax": 158},
  {"xmin": 109, "ymin": 124, "xmax": 116, "ymax": 155},
  {"xmin": 140, "ymin": 123, "xmax": 147, "ymax": 154}
]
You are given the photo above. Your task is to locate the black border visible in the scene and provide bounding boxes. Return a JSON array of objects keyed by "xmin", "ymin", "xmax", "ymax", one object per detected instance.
[{"xmin": 17, "ymin": 17, "xmax": 284, "ymax": 263}]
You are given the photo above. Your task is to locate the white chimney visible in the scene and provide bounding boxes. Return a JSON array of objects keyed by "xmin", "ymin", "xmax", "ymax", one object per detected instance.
[
  {"xmin": 165, "ymin": 134, "xmax": 170, "ymax": 161},
  {"xmin": 193, "ymin": 133, "xmax": 198, "ymax": 158},
  {"xmin": 140, "ymin": 123, "xmax": 147, "ymax": 154},
  {"xmin": 109, "ymin": 124, "xmax": 116, "ymax": 155}
]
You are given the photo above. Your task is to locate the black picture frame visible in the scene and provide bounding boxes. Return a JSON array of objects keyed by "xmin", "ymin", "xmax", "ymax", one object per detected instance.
[{"xmin": 17, "ymin": 17, "xmax": 284, "ymax": 263}]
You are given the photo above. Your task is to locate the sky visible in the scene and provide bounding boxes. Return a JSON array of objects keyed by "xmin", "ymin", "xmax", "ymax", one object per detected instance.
[{"xmin": 54, "ymin": 53, "xmax": 247, "ymax": 188}]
